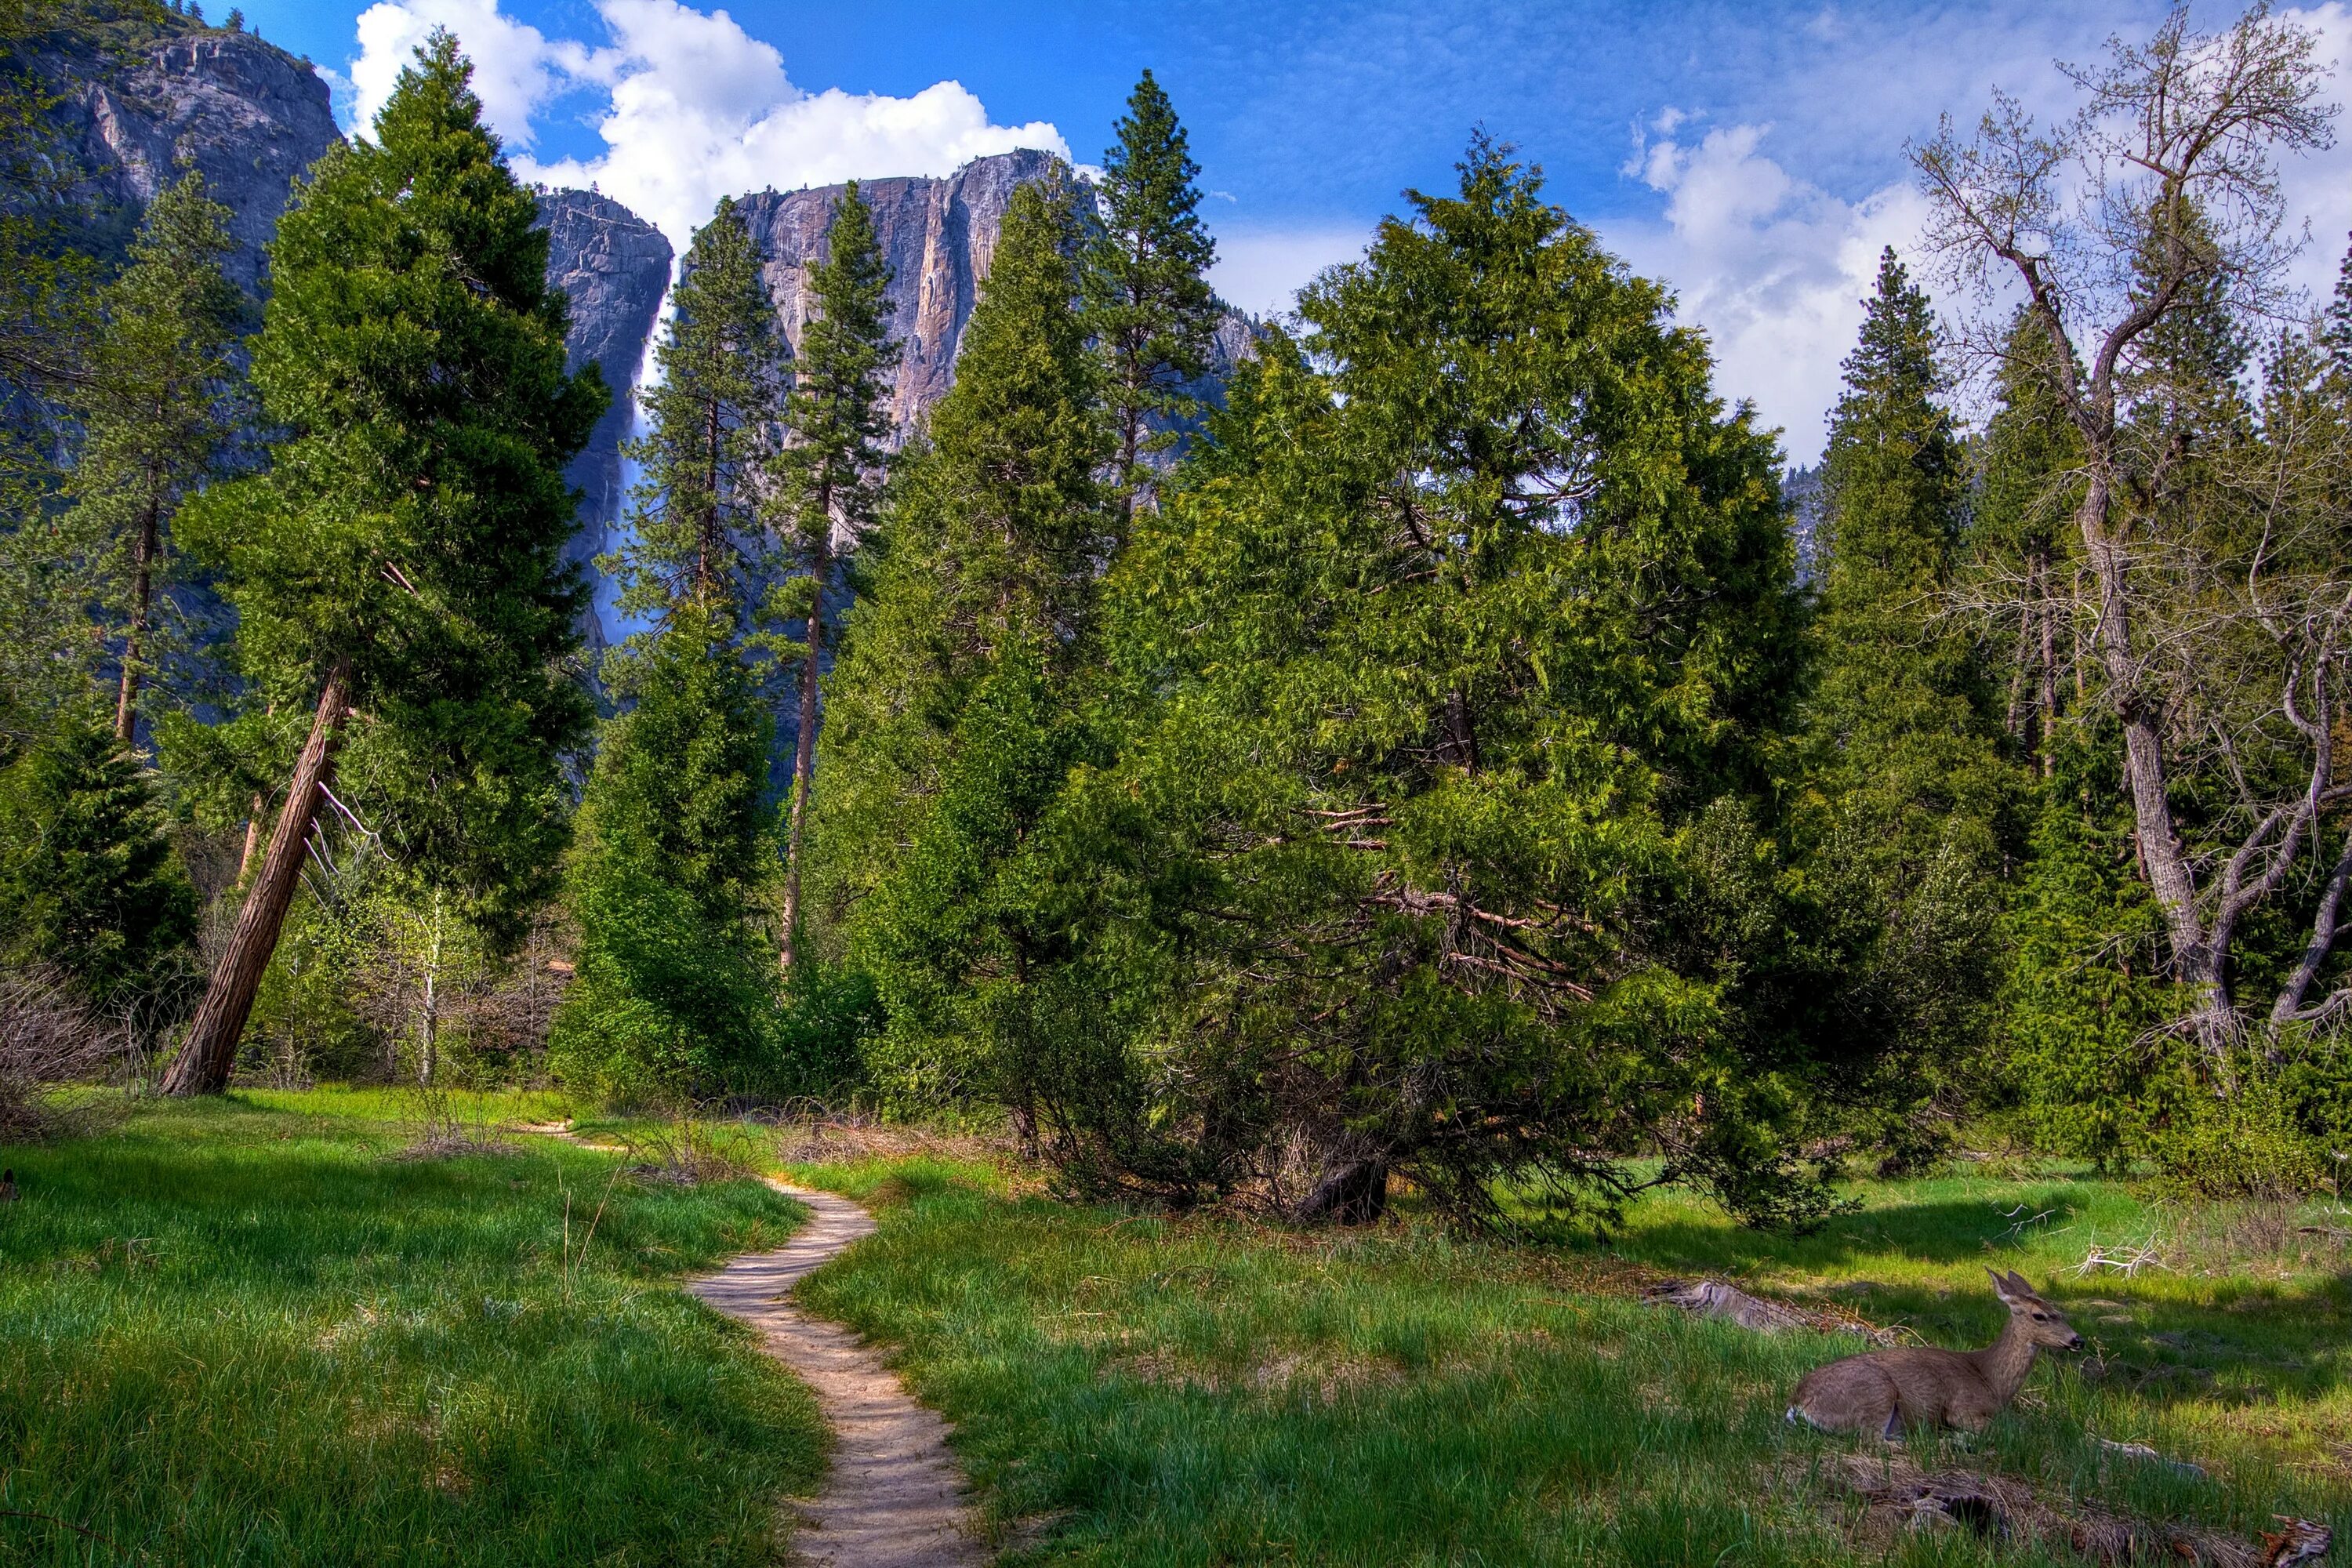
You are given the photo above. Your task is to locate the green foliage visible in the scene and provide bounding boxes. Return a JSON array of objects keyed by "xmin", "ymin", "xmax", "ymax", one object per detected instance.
[
  {"xmin": 0, "ymin": 706, "xmax": 197, "ymax": 1018},
  {"xmin": 177, "ymin": 32, "xmax": 603, "ymax": 947},
  {"xmin": 61, "ymin": 167, "xmax": 244, "ymax": 731},
  {"xmin": 893, "ymin": 137, "xmax": 1836, "ymax": 1227},
  {"xmin": 551, "ymin": 604, "xmax": 780, "ymax": 1102},
  {"xmin": 1798, "ymin": 248, "xmax": 2020, "ymax": 1160},
  {"xmin": 612, "ymin": 195, "xmax": 784, "ymax": 622},
  {"xmin": 1083, "ymin": 69, "xmax": 1219, "ymax": 511},
  {"xmin": 1996, "ymin": 713, "xmax": 2204, "ymax": 1174},
  {"xmin": 812, "ymin": 176, "xmax": 1109, "ymax": 1002},
  {"xmin": 771, "ymin": 180, "xmax": 894, "ymax": 565}
]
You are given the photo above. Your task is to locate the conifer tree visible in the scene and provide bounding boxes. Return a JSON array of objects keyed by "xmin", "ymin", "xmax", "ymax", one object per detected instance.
[
  {"xmin": 1803, "ymin": 249, "xmax": 2015, "ymax": 1151},
  {"xmin": 1083, "ymin": 70, "xmax": 1218, "ymax": 523},
  {"xmin": 771, "ymin": 182, "xmax": 893, "ymax": 971},
  {"xmin": 551, "ymin": 600, "xmax": 777, "ymax": 1098},
  {"xmin": 0, "ymin": 706, "xmax": 198, "ymax": 1018},
  {"xmin": 162, "ymin": 34, "xmax": 604, "ymax": 1094},
  {"xmin": 64, "ymin": 169, "xmax": 243, "ymax": 741},
  {"xmin": 812, "ymin": 176, "xmax": 1109, "ymax": 1097},
  {"xmin": 612, "ymin": 196, "xmax": 786, "ymax": 619}
]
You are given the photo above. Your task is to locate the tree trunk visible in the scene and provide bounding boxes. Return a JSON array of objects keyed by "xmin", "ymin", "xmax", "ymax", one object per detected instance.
[
  {"xmin": 162, "ymin": 661, "xmax": 353, "ymax": 1095},
  {"xmin": 2076, "ymin": 472, "xmax": 2229, "ymax": 1047},
  {"xmin": 113, "ymin": 495, "xmax": 159, "ymax": 742},
  {"xmin": 779, "ymin": 520, "xmax": 829, "ymax": 972},
  {"xmin": 2274, "ymin": 826, "xmax": 2352, "ymax": 1025},
  {"xmin": 235, "ymin": 792, "xmax": 265, "ymax": 884},
  {"xmin": 1295, "ymin": 1157, "xmax": 1390, "ymax": 1225}
]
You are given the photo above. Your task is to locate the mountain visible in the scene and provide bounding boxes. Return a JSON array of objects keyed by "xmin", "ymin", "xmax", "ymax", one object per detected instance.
[
  {"xmin": 535, "ymin": 190, "xmax": 673, "ymax": 643},
  {"xmin": 739, "ymin": 151, "xmax": 1258, "ymax": 445},
  {"xmin": 62, "ymin": 21, "xmax": 338, "ymax": 293}
]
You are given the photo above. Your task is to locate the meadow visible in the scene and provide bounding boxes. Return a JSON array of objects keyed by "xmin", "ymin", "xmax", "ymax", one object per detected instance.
[{"xmin": 4, "ymin": 1091, "xmax": 2347, "ymax": 1565}]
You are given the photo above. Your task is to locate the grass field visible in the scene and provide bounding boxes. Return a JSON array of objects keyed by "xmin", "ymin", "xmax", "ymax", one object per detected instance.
[
  {"xmin": 5, "ymin": 1091, "xmax": 2348, "ymax": 1565},
  {"xmin": 0, "ymin": 1089, "xmax": 822, "ymax": 1566},
  {"xmin": 786, "ymin": 1152, "xmax": 2352, "ymax": 1566}
]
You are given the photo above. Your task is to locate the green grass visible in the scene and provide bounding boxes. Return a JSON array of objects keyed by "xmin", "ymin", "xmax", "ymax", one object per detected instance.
[
  {"xmin": 0, "ymin": 1091, "xmax": 823, "ymax": 1566},
  {"xmin": 786, "ymin": 1154, "xmax": 2352, "ymax": 1566},
  {"xmin": 11, "ymin": 1091, "xmax": 2347, "ymax": 1566}
]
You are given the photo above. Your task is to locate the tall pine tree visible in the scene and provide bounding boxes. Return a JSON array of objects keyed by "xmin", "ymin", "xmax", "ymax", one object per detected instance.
[
  {"xmin": 1802, "ymin": 248, "xmax": 2016, "ymax": 1155},
  {"xmin": 64, "ymin": 169, "xmax": 244, "ymax": 741},
  {"xmin": 610, "ymin": 196, "xmax": 786, "ymax": 620},
  {"xmin": 162, "ymin": 33, "xmax": 604, "ymax": 1093},
  {"xmin": 771, "ymin": 182, "xmax": 894, "ymax": 971},
  {"xmin": 811, "ymin": 175, "xmax": 1109, "ymax": 1102},
  {"xmin": 1083, "ymin": 71, "xmax": 1218, "ymax": 524}
]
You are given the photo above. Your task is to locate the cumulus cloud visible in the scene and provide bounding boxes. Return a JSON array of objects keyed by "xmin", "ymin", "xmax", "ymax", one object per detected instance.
[
  {"xmin": 345, "ymin": 0, "xmax": 1070, "ymax": 252},
  {"xmin": 1602, "ymin": 116, "xmax": 1926, "ymax": 465}
]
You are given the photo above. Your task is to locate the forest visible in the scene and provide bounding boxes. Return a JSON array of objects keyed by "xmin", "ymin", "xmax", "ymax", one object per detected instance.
[{"xmin": 5, "ymin": 0, "xmax": 2352, "ymax": 1562}]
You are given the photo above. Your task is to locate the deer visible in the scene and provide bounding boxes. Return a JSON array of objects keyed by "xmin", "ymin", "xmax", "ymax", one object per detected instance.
[{"xmin": 1787, "ymin": 1269, "xmax": 2081, "ymax": 1439}]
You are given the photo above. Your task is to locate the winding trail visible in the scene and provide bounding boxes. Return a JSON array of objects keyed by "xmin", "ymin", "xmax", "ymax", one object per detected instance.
[
  {"xmin": 691, "ymin": 1178, "xmax": 984, "ymax": 1567},
  {"xmin": 514, "ymin": 1126, "xmax": 982, "ymax": 1566}
]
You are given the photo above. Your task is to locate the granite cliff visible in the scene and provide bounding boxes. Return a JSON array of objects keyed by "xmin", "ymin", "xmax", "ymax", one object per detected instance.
[
  {"xmin": 739, "ymin": 149, "xmax": 1256, "ymax": 443},
  {"xmin": 534, "ymin": 191, "xmax": 673, "ymax": 642},
  {"xmin": 62, "ymin": 23, "xmax": 339, "ymax": 293}
]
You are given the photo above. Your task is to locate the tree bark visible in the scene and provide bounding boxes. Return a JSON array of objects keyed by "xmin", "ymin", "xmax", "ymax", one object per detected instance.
[
  {"xmin": 113, "ymin": 495, "xmax": 159, "ymax": 742},
  {"xmin": 779, "ymin": 510, "xmax": 829, "ymax": 972},
  {"xmin": 2274, "ymin": 826, "xmax": 2352, "ymax": 1025},
  {"xmin": 2076, "ymin": 471, "xmax": 2230, "ymax": 1046},
  {"xmin": 236, "ymin": 793, "xmax": 265, "ymax": 884},
  {"xmin": 162, "ymin": 662, "xmax": 353, "ymax": 1095}
]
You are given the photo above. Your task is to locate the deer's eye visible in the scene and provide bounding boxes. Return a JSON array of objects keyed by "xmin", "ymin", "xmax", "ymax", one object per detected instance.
[{"xmin": 2032, "ymin": 1312, "xmax": 2047, "ymax": 1320}]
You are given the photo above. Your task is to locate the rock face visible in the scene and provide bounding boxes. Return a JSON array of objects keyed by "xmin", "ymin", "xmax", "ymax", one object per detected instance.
[
  {"xmin": 535, "ymin": 191, "xmax": 673, "ymax": 644},
  {"xmin": 63, "ymin": 25, "xmax": 339, "ymax": 293},
  {"xmin": 735, "ymin": 148, "xmax": 1060, "ymax": 440}
]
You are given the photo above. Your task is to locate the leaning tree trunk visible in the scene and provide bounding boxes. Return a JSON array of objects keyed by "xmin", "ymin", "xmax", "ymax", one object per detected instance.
[
  {"xmin": 162, "ymin": 661, "xmax": 352, "ymax": 1095},
  {"xmin": 778, "ymin": 524, "xmax": 829, "ymax": 972},
  {"xmin": 2076, "ymin": 472, "xmax": 2231, "ymax": 1050}
]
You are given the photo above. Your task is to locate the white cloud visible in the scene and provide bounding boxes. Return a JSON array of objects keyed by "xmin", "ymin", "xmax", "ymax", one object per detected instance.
[
  {"xmin": 1603, "ymin": 120, "xmax": 1926, "ymax": 466},
  {"xmin": 350, "ymin": 0, "xmax": 590, "ymax": 149},
  {"xmin": 345, "ymin": 0, "xmax": 1070, "ymax": 252}
]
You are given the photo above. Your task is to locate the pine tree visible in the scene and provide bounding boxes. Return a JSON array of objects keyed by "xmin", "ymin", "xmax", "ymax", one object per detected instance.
[
  {"xmin": 771, "ymin": 182, "xmax": 894, "ymax": 972},
  {"xmin": 811, "ymin": 176, "xmax": 1109, "ymax": 1097},
  {"xmin": 162, "ymin": 33, "xmax": 604, "ymax": 1094},
  {"xmin": 64, "ymin": 169, "xmax": 243, "ymax": 741},
  {"xmin": 1083, "ymin": 70, "xmax": 1218, "ymax": 524},
  {"xmin": 550, "ymin": 600, "xmax": 778, "ymax": 1099},
  {"xmin": 612, "ymin": 196, "xmax": 786, "ymax": 621},
  {"xmin": 1803, "ymin": 248, "xmax": 2016, "ymax": 1154},
  {"xmin": 0, "ymin": 706, "xmax": 198, "ymax": 1018}
]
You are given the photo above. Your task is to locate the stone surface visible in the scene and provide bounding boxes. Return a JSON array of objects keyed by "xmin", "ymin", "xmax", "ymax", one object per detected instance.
[
  {"xmin": 63, "ymin": 24, "xmax": 339, "ymax": 295},
  {"xmin": 535, "ymin": 190, "xmax": 673, "ymax": 644}
]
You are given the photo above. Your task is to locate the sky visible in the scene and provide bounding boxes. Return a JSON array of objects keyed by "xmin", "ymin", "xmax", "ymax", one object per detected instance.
[{"xmin": 232, "ymin": 0, "xmax": 2352, "ymax": 463}]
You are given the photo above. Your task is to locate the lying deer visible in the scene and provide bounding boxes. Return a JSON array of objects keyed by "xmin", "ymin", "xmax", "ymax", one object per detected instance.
[{"xmin": 1787, "ymin": 1269, "xmax": 2081, "ymax": 1438}]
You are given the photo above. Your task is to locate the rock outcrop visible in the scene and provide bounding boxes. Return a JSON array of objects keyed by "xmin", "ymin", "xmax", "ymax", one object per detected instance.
[
  {"xmin": 738, "ymin": 149, "xmax": 1256, "ymax": 444},
  {"xmin": 62, "ymin": 24, "xmax": 339, "ymax": 293},
  {"xmin": 535, "ymin": 190, "xmax": 673, "ymax": 643}
]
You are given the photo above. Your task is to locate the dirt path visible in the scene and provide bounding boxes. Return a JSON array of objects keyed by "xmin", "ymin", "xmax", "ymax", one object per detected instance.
[
  {"xmin": 692, "ymin": 1178, "xmax": 985, "ymax": 1567},
  {"xmin": 514, "ymin": 1127, "xmax": 982, "ymax": 1565}
]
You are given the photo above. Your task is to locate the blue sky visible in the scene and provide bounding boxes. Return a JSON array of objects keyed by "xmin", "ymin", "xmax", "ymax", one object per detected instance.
[{"xmin": 234, "ymin": 0, "xmax": 2352, "ymax": 461}]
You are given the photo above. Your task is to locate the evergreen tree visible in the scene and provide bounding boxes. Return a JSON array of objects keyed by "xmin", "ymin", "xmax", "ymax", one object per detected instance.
[
  {"xmin": 63, "ymin": 168, "xmax": 243, "ymax": 741},
  {"xmin": 812, "ymin": 175, "xmax": 1109, "ymax": 1098},
  {"xmin": 1972, "ymin": 310, "xmax": 2085, "ymax": 775},
  {"xmin": 162, "ymin": 33, "xmax": 604, "ymax": 1094},
  {"xmin": 914, "ymin": 137, "xmax": 1828, "ymax": 1225},
  {"xmin": 1802, "ymin": 249, "xmax": 2016, "ymax": 1156},
  {"xmin": 771, "ymin": 182, "xmax": 894, "ymax": 971},
  {"xmin": 610, "ymin": 197, "xmax": 784, "ymax": 622},
  {"xmin": 0, "ymin": 706, "xmax": 198, "ymax": 1020},
  {"xmin": 1083, "ymin": 70, "xmax": 1218, "ymax": 523},
  {"xmin": 550, "ymin": 601, "xmax": 778, "ymax": 1099}
]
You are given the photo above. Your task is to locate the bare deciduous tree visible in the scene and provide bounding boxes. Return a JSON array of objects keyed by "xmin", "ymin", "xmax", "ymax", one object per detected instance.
[{"xmin": 1917, "ymin": 3, "xmax": 2348, "ymax": 1047}]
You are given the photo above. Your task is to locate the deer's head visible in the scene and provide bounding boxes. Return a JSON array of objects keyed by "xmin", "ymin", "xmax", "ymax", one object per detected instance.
[{"xmin": 1991, "ymin": 1269, "xmax": 2081, "ymax": 1350}]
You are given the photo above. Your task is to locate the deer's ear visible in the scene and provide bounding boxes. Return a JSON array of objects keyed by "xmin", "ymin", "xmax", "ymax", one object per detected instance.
[
  {"xmin": 1990, "ymin": 1268, "xmax": 2028, "ymax": 1303},
  {"xmin": 1987, "ymin": 1266, "xmax": 2013, "ymax": 1298},
  {"xmin": 2008, "ymin": 1270, "xmax": 2037, "ymax": 1298}
]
